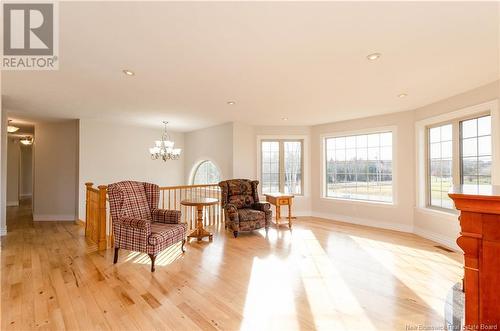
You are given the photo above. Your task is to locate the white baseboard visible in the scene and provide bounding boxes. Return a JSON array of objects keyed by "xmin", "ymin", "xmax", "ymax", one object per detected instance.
[
  {"xmin": 0, "ymin": 227, "xmax": 7, "ymax": 236},
  {"xmin": 311, "ymin": 211, "xmax": 413, "ymax": 233},
  {"xmin": 7, "ymin": 201, "xmax": 19, "ymax": 207},
  {"xmin": 413, "ymin": 226, "xmax": 461, "ymax": 252},
  {"xmin": 33, "ymin": 214, "xmax": 76, "ymax": 222}
]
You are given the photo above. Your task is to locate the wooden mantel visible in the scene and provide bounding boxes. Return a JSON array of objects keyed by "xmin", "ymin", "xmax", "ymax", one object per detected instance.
[{"xmin": 449, "ymin": 185, "xmax": 500, "ymax": 329}]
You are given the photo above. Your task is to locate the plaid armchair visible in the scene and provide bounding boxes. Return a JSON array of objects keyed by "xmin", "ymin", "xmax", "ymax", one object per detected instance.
[
  {"xmin": 219, "ymin": 179, "xmax": 271, "ymax": 237},
  {"xmin": 108, "ymin": 181, "xmax": 187, "ymax": 272}
]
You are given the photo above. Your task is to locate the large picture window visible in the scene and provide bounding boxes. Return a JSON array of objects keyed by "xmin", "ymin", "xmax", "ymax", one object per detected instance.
[
  {"xmin": 427, "ymin": 114, "xmax": 491, "ymax": 210},
  {"xmin": 261, "ymin": 140, "xmax": 303, "ymax": 195},
  {"xmin": 324, "ymin": 131, "xmax": 393, "ymax": 203}
]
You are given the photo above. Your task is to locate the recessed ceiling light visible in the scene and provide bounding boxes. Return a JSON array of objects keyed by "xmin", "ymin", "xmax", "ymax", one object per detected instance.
[
  {"xmin": 281, "ymin": 117, "xmax": 288, "ymax": 121},
  {"xmin": 7, "ymin": 120, "xmax": 19, "ymax": 133},
  {"xmin": 20, "ymin": 136, "xmax": 33, "ymax": 145},
  {"xmin": 366, "ymin": 53, "xmax": 381, "ymax": 61},
  {"xmin": 227, "ymin": 101, "xmax": 236, "ymax": 105},
  {"xmin": 122, "ymin": 69, "xmax": 135, "ymax": 76},
  {"xmin": 398, "ymin": 93, "xmax": 408, "ymax": 98}
]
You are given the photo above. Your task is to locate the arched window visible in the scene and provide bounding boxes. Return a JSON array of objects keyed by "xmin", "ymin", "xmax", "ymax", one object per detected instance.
[{"xmin": 192, "ymin": 160, "xmax": 221, "ymax": 184}]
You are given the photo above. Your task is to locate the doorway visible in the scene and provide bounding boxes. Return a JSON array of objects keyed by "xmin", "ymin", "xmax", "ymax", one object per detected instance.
[{"xmin": 6, "ymin": 119, "xmax": 34, "ymax": 214}]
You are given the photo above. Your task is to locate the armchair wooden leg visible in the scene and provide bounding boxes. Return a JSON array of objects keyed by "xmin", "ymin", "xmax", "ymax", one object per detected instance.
[
  {"xmin": 233, "ymin": 231, "xmax": 238, "ymax": 238},
  {"xmin": 181, "ymin": 239, "xmax": 186, "ymax": 253},
  {"xmin": 148, "ymin": 254, "xmax": 156, "ymax": 272},
  {"xmin": 113, "ymin": 247, "xmax": 119, "ymax": 264}
]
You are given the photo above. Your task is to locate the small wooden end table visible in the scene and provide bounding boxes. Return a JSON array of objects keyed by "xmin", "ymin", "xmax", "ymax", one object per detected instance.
[
  {"xmin": 264, "ymin": 193, "xmax": 295, "ymax": 229},
  {"xmin": 181, "ymin": 198, "xmax": 219, "ymax": 242}
]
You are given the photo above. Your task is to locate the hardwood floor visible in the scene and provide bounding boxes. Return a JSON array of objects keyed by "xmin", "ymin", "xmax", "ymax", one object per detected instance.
[{"xmin": 1, "ymin": 199, "xmax": 463, "ymax": 330}]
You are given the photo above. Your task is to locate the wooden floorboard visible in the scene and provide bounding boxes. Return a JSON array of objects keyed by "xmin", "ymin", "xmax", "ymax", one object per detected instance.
[{"xmin": 1, "ymin": 199, "xmax": 463, "ymax": 330}]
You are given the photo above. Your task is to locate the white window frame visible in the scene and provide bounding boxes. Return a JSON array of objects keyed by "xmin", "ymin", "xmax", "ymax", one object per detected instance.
[
  {"xmin": 415, "ymin": 100, "xmax": 500, "ymax": 215},
  {"xmin": 189, "ymin": 159, "xmax": 223, "ymax": 185},
  {"xmin": 320, "ymin": 126, "xmax": 398, "ymax": 206},
  {"xmin": 256, "ymin": 135, "xmax": 309, "ymax": 197},
  {"xmin": 426, "ymin": 122, "xmax": 454, "ymax": 211},
  {"xmin": 426, "ymin": 113, "xmax": 491, "ymax": 211}
]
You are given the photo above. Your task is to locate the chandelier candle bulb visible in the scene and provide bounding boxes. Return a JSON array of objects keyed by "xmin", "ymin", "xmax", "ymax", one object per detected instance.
[{"xmin": 150, "ymin": 121, "xmax": 181, "ymax": 161}]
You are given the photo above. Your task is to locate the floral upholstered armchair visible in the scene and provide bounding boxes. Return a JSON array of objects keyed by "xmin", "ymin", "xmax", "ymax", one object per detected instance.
[
  {"xmin": 218, "ymin": 179, "xmax": 272, "ymax": 237},
  {"xmin": 108, "ymin": 181, "xmax": 187, "ymax": 272}
]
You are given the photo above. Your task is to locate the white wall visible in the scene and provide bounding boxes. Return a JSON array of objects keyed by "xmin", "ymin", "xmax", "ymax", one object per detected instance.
[
  {"xmin": 311, "ymin": 111, "xmax": 416, "ymax": 232},
  {"xmin": 7, "ymin": 138, "xmax": 20, "ymax": 206},
  {"xmin": 79, "ymin": 119, "xmax": 185, "ymax": 220},
  {"xmin": 0, "ymin": 92, "xmax": 7, "ymax": 235},
  {"xmin": 34, "ymin": 120, "xmax": 79, "ymax": 221},
  {"xmin": 232, "ymin": 122, "xmax": 256, "ymax": 179},
  {"xmin": 20, "ymin": 145, "xmax": 33, "ymax": 197},
  {"xmin": 184, "ymin": 122, "xmax": 233, "ymax": 183}
]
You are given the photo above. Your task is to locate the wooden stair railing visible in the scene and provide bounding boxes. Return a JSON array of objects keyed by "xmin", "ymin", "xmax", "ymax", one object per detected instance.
[
  {"xmin": 84, "ymin": 182, "xmax": 224, "ymax": 250},
  {"xmin": 84, "ymin": 183, "xmax": 108, "ymax": 251}
]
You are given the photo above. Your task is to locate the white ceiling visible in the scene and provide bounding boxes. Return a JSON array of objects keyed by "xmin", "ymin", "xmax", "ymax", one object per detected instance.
[{"xmin": 2, "ymin": 1, "xmax": 499, "ymax": 132}]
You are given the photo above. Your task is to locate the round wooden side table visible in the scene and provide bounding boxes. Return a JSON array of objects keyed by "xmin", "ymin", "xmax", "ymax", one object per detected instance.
[{"xmin": 181, "ymin": 198, "xmax": 219, "ymax": 242}]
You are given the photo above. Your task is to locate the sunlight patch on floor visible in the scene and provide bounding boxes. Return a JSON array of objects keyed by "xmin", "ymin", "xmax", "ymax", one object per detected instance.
[
  {"xmin": 295, "ymin": 229, "xmax": 378, "ymax": 331},
  {"xmin": 241, "ymin": 256, "xmax": 300, "ymax": 331},
  {"xmin": 259, "ymin": 227, "xmax": 291, "ymax": 246},
  {"xmin": 124, "ymin": 243, "xmax": 183, "ymax": 267},
  {"xmin": 348, "ymin": 234, "xmax": 461, "ymax": 320},
  {"xmin": 345, "ymin": 233, "xmax": 462, "ymax": 267}
]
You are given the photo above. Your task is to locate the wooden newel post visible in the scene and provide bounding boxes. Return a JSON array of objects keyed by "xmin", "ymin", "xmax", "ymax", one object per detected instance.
[
  {"xmin": 85, "ymin": 182, "xmax": 94, "ymax": 236},
  {"xmin": 448, "ymin": 185, "xmax": 500, "ymax": 330},
  {"xmin": 97, "ymin": 185, "xmax": 108, "ymax": 251}
]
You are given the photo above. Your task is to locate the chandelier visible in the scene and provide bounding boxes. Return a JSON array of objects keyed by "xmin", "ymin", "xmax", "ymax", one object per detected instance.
[{"xmin": 149, "ymin": 121, "xmax": 181, "ymax": 161}]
